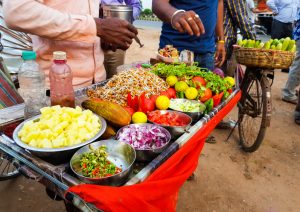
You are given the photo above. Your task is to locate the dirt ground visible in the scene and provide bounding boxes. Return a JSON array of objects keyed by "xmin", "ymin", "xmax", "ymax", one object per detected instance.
[{"xmin": 0, "ymin": 28, "xmax": 299, "ymax": 212}]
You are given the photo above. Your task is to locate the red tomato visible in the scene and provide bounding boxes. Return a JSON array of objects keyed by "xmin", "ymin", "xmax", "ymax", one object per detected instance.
[
  {"xmin": 166, "ymin": 88, "xmax": 176, "ymax": 99},
  {"xmin": 160, "ymin": 91, "xmax": 171, "ymax": 98},
  {"xmin": 199, "ymin": 87, "xmax": 212, "ymax": 102},
  {"xmin": 124, "ymin": 107, "xmax": 135, "ymax": 116},
  {"xmin": 150, "ymin": 95, "xmax": 159, "ymax": 105},
  {"xmin": 192, "ymin": 76, "xmax": 206, "ymax": 88}
]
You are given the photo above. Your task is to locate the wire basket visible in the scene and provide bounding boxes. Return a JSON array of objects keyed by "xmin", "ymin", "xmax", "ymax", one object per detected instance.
[{"xmin": 234, "ymin": 47, "xmax": 295, "ymax": 69}]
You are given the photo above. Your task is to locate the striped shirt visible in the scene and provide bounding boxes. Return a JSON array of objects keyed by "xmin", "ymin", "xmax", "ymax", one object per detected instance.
[{"xmin": 224, "ymin": 0, "xmax": 255, "ymax": 40}]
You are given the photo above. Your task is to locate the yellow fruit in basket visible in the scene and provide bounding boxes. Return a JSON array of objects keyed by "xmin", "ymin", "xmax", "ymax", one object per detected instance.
[
  {"xmin": 18, "ymin": 106, "xmax": 101, "ymax": 149},
  {"xmin": 185, "ymin": 87, "xmax": 198, "ymax": 100},
  {"xmin": 166, "ymin": 75, "xmax": 178, "ymax": 86},
  {"xmin": 156, "ymin": 95, "xmax": 170, "ymax": 110},
  {"xmin": 132, "ymin": 112, "xmax": 147, "ymax": 123},
  {"xmin": 175, "ymin": 81, "xmax": 189, "ymax": 92}
]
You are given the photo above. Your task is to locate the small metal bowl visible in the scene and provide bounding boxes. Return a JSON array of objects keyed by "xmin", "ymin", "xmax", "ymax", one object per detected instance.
[
  {"xmin": 169, "ymin": 99, "xmax": 206, "ymax": 124},
  {"xmin": 70, "ymin": 140, "xmax": 136, "ymax": 186},
  {"xmin": 147, "ymin": 110, "xmax": 192, "ymax": 140},
  {"xmin": 116, "ymin": 124, "xmax": 171, "ymax": 162}
]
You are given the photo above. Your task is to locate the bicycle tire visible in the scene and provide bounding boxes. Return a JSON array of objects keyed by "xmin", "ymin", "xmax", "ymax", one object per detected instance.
[
  {"xmin": 238, "ymin": 71, "xmax": 268, "ymax": 152},
  {"xmin": 0, "ymin": 150, "xmax": 19, "ymax": 181}
]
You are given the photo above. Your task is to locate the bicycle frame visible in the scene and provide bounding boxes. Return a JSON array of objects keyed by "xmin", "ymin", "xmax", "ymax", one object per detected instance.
[{"xmin": 237, "ymin": 67, "xmax": 273, "ymax": 127}]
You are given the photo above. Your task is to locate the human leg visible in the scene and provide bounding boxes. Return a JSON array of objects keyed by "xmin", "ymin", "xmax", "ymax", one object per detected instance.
[
  {"xmin": 271, "ymin": 19, "xmax": 284, "ymax": 39},
  {"xmin": 282, "ymin": 40, "xmax": 300, "ymax": 104},
  {"xmin": 295, "ymin": 87, "xmax": 300, "ymax": 125},
  {"xmin": 103, "ymin": 49, "xmax": 125, "ymax": 79}
]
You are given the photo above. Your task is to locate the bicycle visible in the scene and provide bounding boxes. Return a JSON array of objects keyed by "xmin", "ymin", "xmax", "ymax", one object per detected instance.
[{"xmin": 235, "ymin": 66, "xmax": 274, "ymax": 152}]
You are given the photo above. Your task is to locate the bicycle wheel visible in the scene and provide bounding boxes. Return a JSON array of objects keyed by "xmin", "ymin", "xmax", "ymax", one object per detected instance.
[
  {"xmin": 238, "ymin": 71, "xmax": 268, "ymax": 152},
  {"xmin": 0, "ymin": 151, "xmax": 19, "ymax": 180}
]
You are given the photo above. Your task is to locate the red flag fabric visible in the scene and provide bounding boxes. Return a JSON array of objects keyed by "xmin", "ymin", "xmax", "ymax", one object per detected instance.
[{"xmin": 68, "ymin": 91, "xmax": 241, "ymax": 212}]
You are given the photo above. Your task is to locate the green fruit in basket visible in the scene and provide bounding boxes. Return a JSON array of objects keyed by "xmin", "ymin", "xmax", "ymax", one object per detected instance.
[
  {"xmin": 185, "ymin": 87, "xmax": 198, "ymax": 100},
  {"xmin": 255, "ymin": 40, "xmax": 261, "ymax": 48},
  {"xmin": 287, "ymin": 40, "xmax": 296, "ymax": 51},
  {"xmin": 279, "ymin": 38, "xmax": 285, "ymax": 43},
  {"xmin": 271, "ymin": 45, "xmax": 276, "ymax": 50},
  {"xmin": 272, "ymin": 39, "xmax": 279, "ymax": 46},
  {"xmin": 259, "ymin": 42, "xmax": 264, "ymax": 48},
  {"xmin": 276, "ymin": 43, "xmax": 282, "ymax": 50},
  {"xmin": 269, "ymin": 39, "xmax": 273, "ymax": 44},
  {"xmin": 175, "ymin": 81, "xmax": 189, "ymax": 92},
  {"xmin": 290, "ymin": 44, "xmax": 296, "ymax": 53},
  {"xmin": 282, "ymin": 37, "xmax": 291, "ymax": 51},
  {"xmin": 237, "ymin": 39, "xmax": 243, "ymax": 46},
  {"xmin": 242, "ymin": 39, "xmax": 248, "ymax": 47},
  {"xmin": 264, "ymin": 41, "xmax": 271, "ymax": 50},
  {"xmin": 166, "ymin": 75, "xmax": 178, "ymax": 86}
]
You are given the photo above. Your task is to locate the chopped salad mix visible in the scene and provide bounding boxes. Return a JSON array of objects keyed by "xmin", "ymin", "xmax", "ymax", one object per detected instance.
[
  {"xmin": 169, "ymin": 99, "xmax": 206, "ymax": 112},
  {"xmin": 80, "ymin": 145, "xmax": 122, "ymax": 178}
]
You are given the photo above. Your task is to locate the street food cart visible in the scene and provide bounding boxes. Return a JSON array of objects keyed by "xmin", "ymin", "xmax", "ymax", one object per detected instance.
[{"xmin": 0, "ymin": 63, "xmax": 242, "ymax": 211}]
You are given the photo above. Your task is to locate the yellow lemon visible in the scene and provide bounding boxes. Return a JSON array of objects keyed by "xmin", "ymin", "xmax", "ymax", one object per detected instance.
[
  {"xmin": 224, "ymin": 76, "xmax": 235, "ymax": 87},
  {"xmin": 155, "ymin": 95, "xmax": 170, "ymax": 110},
  {"xmin": 175, "ymin": 81, "xmax": 189, "ymax": 92},
  {"xmin": 185, "ymin": 87, "xmax": 198, "ymax": 100},
  {"xmin": 132, "ymin": 112, "xmax": 147, "ymax": 123},
  {"xmin": 166, "ymin": 75, "xmax": 178, "ymax": 86}
]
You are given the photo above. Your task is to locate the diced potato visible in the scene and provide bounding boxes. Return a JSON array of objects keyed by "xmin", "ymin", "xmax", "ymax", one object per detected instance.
[{"xmin": 19, "ymin": 106, "xmax": 100, "ymax": 149}]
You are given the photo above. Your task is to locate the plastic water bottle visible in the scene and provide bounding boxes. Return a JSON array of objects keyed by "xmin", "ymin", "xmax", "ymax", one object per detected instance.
[
  {"xmin": 18, "ymin": 51, "xmax": 46, "ymax": 119},
  {"xmin": 49, "ymin": 51, "xmax": 75, "ymax": 108}
]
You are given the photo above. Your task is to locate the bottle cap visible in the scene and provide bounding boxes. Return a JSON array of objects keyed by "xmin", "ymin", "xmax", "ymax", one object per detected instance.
[
  {"xmin": 53, "ymin": 51, "xmax": 67, "ymax": 60},
  {"xmin": 22, "ymin": 51, "xmax": 36, "ymax": 60}
]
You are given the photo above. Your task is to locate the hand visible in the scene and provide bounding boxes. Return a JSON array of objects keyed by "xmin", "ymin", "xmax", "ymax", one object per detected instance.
[
  {"xmin": 215, "ymin": 42, "xmax": 226, "ymax": 67},
  {"xmin": 172, "ymin": 10, "xmax": 205, "ymax": 36},
  {"xmin": 101, "ymin": 41, "xmax": 117, "ymax": 52},
  {"xmin": 95, "ymin": 17, "xmax": 138, "ymax": 50}
]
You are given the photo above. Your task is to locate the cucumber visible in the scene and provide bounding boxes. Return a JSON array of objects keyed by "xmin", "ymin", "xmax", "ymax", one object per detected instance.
[
  {"xmin": 287, "ymin": 40, "xmax": 296, "ymax": 51},
  {"xmin": 264, "ymin": 41, "xmax": 271, "ymax": 50},
  {"xmin": 276, "ymin": 43, "xmax": 282, "ymax": 50},
  {"xmin": 282, "ymin": 38, "xmax": 290, "ymax": 51}
]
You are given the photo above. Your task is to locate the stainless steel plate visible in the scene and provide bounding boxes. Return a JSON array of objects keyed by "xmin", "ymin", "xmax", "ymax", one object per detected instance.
[{"xmin": 12, "ymin": 113, "xmax": 107, "ymax": 153}]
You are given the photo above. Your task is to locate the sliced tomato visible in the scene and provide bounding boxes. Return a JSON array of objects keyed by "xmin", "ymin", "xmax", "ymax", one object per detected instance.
[
  {"xmin": 199, "ymin": 87, "xmax": 212, "ymax": 102},
  {"xmin": 192, "ymin": 76, "xmax": 206, "ymax": 88}
]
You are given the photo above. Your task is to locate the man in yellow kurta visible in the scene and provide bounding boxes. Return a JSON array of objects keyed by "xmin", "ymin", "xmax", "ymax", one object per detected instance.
[{"xmin": 3, "ymin": 0, "xmax": 137, "ymax": 89}]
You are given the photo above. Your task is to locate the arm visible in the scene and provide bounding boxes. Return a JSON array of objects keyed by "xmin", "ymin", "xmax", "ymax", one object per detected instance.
[
  {"xmin": 266, "ymin": 0, "xmax": 278, "ymax": 14},
  {"xmin": 3, "ymin": 0, "xmax": 96, "ymax": 43},
  {"xmin": 215, "ymin": 0, "xmax": 226, "ymax": 67},
  {"xmin": 124, "ymin": 0, "xmax": 142, "ymax": 20},
  {"xmin": 152, "ymin": 0, "xmax": 204, "ymax": 36},
  {"xmin": 227, "ymin": 0, "xmax": 255, "ymax": 40}
]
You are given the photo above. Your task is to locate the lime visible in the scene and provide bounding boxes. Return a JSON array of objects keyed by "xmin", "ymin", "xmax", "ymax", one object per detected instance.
[
  {"xmin": 224, "ymin": 76, "xmax": 235, "ymax": 87},
  {"xmin": 155, "ymin": 95, "xmax": 170, "ymax": 110},
  {"xmin": 132, "ymin": 112, "xmax": 147, "ymax": 123},
  {"xmin": 185, "ymin": 87, "xmax": 198, "ymax": 100},
  {"xmin": 175, "ymin": 81, "xmax": 189, "ymax": 92},
  {"xmin": 166, "ymin": 75, "xmax": 178, "ymax": 86}
]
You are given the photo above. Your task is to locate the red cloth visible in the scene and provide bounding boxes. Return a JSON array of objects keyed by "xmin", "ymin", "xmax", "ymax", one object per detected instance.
[{"xmin": 68, "ymin": 91, "xmax": 241, "ymax": 212}]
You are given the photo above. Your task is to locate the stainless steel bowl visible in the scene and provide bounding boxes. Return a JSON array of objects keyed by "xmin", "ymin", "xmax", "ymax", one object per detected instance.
[
  {"xmin": 147, "ymin": 110, "xmax": 192, "ymax": 140},
  {"xmin": 70, "ymin": 140, "xmax": 136, "ymax": 186},
  {"xmin": 12, "ymin": 114, "xmax": 107, "ymax": 164},
  {"xmin": 116, "ymin": 123, "xmax": 171, "ymax": 162},
  {"xmin": 169, "ymin": 99, "xmax": 206, "ymax": 124},
  {"xmin": 102, "ymin": 5, "xmax": 133, "ymax": 24}
]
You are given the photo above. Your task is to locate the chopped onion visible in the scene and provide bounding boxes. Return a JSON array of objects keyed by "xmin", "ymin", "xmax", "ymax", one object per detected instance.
[{"xmin": 116, "ymin": 124, "xmax": 170, "ymax": 150}]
